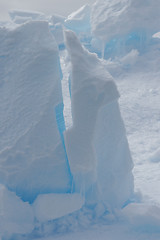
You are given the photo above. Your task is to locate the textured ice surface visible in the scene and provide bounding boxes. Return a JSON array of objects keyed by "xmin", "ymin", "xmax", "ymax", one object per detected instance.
[
  {"xmin": 91, "ymin": 0, "xmax": 160, "ymax": 41},
  {"xmin": 90, "ymin": 0, "xmax": 160, "ymax": 59},
  {"xmin": 0, "ymin": 1, "xmax": 160, "ymax": 238},
  {"xmin": 0, "ymin": 21, "xmax": 72, "ymax": 203},
  {"xmin": 94, "ymin": 101, "xmax": 134, "ymax": 209},
  {"xmin": 64, "ymin": 30, "xmax": 134, "ymax": 208}
]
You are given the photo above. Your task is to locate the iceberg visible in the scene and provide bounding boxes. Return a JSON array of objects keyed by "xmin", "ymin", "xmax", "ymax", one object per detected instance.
[
  {"xmin": 91, "ymin": 0, "xmax": 160, "ymax": 41},
  {"xmin": 0, "ymin": 2, "xmax": 141, "ymax": 238},
  {"xmin": 0, "ymin": 20, "xmax": 72, "ymax": 203},
  {"xmin": 90, "ymin": 0, "xmax": 160, "ymax": 59},
  {"xmin": 64, "ymin": 30, "xmax": 134, "ymax": 209}
]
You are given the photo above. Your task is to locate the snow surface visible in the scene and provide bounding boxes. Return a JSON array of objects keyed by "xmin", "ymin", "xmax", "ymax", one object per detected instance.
[{"xmin": 0, "ymin": 0, "xmax": 160, "ymax": 239}]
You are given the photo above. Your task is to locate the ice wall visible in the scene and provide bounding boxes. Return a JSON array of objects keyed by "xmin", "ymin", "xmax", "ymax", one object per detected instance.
[
  {"xmin": 91, "ymin": 0, "xmax": 160, "ymax": 41},
  {"xmin": 0, "ymin": 4, "xmax": 137, "ymax": 237},
  {"xmin": 63, "ymin": 1, "xmax": 160, "ymax": 63},
  {"xmin": 0, "ymin": 21, "xmax": 72, "ymax": 203},
  {"xmin": 91, "ymin": 0, "xmax": 160, "ymax": 59},
  {"xmin": 64, "ymin": 30, "xmax": 134, "ymax": 209}
]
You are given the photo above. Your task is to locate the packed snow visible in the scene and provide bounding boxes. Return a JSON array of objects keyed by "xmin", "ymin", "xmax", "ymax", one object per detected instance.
[{"xmin": 0, "ymin": 0, "xmax": 160, "ymax": 239}]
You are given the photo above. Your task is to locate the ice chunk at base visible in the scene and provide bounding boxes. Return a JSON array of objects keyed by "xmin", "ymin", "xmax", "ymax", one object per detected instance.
[
  {"xmin": 33, "ymin": 193, "xmax": 84, "ymax": 222},
  {"xmin": 0, "ymin": 184, "xmax": 34, "ymax": 237},
  {"xmin": 64, "ymin": 30, "xmax": 134, "ymax": 209},
  {"xmin": 0, "ymin": 21, "xmax": 72, "ymax": 203}
]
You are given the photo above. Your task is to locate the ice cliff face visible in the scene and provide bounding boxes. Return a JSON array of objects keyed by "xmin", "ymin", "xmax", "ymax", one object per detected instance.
[
  {"xmin": 0, "ymin": 21, "xmax": 72, "ymax": 203},
  {"xmin": 91, "ymin": 0, "xmax": 160, "ymax": 41},
  {"xmin": 64, "ymin": 30, "xmax": 134, "ymax": 209},
  {"xmin": 90, "ymin": 0, "xmax": 160, "ymax": 60}
]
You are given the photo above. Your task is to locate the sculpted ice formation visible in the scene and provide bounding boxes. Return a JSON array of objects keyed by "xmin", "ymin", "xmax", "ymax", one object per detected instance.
[
  {"xmin": 91, "ymin": 0, "xmax": 160, "ymax": 41},
  {"xmin": 64, "ymin": 30, "xmax": 134, "ymax": 208},
  {"xmin": 0, "ymin": 21, "xmax": 72, "ymax": 203},
  {"xmin": 0, "ymin": 2, "xmax": 141, "ymax": 237}
]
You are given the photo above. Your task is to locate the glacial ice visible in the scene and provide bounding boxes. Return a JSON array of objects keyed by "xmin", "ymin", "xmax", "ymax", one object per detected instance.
[
  {"xmin": 121, "ymin": 203, "xmax": 160, "ymax": 232},
  {"xmin": 33, "ymin": 193, "xmax": 84, "ymax": 222},
  {"xmin": 64, "ymin": 4, "xmax": 91, "ymax": 34},
  {"xmin": 0, "ymin": 4, "xmax": 136, "ymax": 238},
  {"xmin": 64, "ymin": 30, "xmax": 134, "ymax": 209},
  {"xmin": 91, "ymin": 0, "xmax": 160, "ymax": 58},
  {"xmin": 9, "ymin": 9, "xmax": 46, "ymax": 23},
  {"xmin": 1, "ymin": 0, "xmax": 159, "ymax": 238},
  {"xmin": 62, "ymin": 0, "xmax": 160, "ymax": 62},
  {"xmin": 50, "ymin": 23, "xmax": 65, "ymax": 50},
  {"xmin": 0, "ymin": 20, "xmax": 72, "ymax": 204},
  {"xmin": 91, "ymin": 0, "xmax": 160, "ymax": 41}
]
